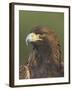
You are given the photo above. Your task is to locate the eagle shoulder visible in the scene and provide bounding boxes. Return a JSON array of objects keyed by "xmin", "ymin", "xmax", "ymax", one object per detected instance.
[{"xmin": 19, "ymin": 65, "xmax": 30, "ymax": 79}]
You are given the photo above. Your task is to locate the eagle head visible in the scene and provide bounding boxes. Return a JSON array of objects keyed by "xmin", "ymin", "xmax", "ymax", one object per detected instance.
[
  {"xmin": 26, "ymin": 26, "xmax": 59, "ymax": 48},
  {"xmin": 26, "ymin": 26, "xmax": 52, "ymax": 46}
]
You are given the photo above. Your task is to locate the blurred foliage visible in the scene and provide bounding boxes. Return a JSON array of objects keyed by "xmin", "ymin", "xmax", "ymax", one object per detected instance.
[{"xmin": 19, "ymin": 10, "xmax": 64, "ymax": 65}]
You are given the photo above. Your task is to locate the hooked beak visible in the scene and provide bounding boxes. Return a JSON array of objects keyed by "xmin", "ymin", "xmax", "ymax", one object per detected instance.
[{"xmin": 26, "ymin": 33, "xmax": 42, "ymax": 46}]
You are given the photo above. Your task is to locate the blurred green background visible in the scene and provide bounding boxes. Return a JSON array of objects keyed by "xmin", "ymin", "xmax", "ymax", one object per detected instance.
[{"xmin": 19, "ymin": 10, "xmax": 64, "ymax": 66}]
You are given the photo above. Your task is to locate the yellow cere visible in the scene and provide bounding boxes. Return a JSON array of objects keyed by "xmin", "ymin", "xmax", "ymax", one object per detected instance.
[{"xmin": 31, "ymin": 33, "xmax": 43, "ymax": 42}]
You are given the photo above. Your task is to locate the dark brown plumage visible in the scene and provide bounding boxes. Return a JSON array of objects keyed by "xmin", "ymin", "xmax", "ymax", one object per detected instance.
[{"xmin": 19, "ymin": 26, "xmax": 64, "ymax": 79}]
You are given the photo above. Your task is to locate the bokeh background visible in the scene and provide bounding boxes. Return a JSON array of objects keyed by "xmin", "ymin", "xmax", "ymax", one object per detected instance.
[{"xmin": 19, "ymin": 10, "xmax": 64, "ymax": 66}]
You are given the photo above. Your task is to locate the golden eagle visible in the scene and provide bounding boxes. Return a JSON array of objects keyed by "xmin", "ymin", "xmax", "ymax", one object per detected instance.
[{"xmin": 19, "ymin": 26, "xmax": 64, "ymax": 79}]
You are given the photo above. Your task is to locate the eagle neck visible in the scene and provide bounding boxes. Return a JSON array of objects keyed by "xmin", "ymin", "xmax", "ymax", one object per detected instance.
[{"xmin": 35, "ymin": 45, "xmax": 53, "ymax": 65}]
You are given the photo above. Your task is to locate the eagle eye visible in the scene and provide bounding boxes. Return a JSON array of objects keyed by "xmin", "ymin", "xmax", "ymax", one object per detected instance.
[{"xmin": 39, "ymin": 34, "xmax": 46, "ymax": 38}]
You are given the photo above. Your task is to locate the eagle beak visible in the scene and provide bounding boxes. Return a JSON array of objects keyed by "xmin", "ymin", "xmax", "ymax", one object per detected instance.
[{"xmin": 26, "ymin": 33, "xmax": 42, "ymax": 46}]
